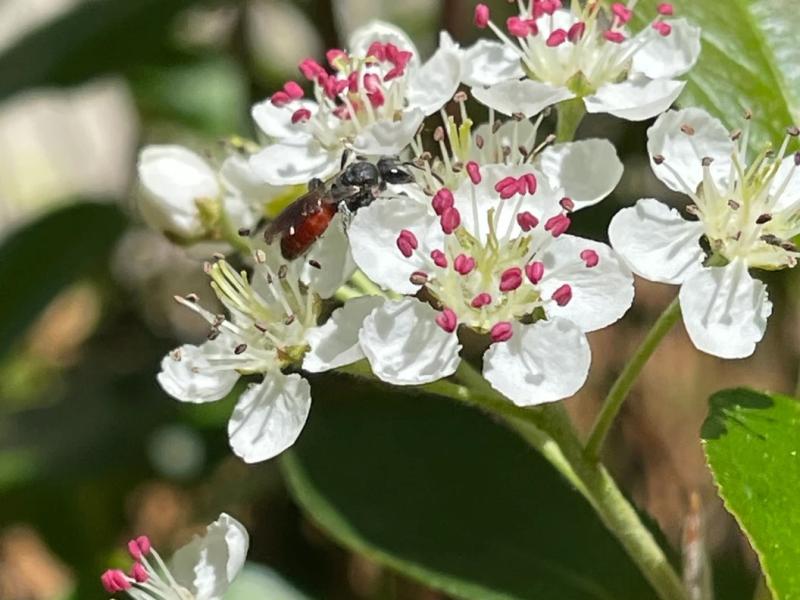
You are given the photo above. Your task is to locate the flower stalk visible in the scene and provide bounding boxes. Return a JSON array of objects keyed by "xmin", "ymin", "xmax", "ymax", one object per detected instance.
[{"xmin": 584, "ymin": 296, "xmax": 682, "ymax": 462}]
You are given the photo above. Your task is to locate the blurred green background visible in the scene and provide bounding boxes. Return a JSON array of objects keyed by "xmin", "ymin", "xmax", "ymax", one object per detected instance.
[{"xmin": 0, "ymin": 1, "xmax": 796, "ymax": 598}]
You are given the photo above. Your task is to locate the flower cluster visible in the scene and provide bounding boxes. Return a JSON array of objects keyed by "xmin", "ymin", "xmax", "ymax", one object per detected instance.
[
  {"xmin": 126, "ymin": 12, "xmax": 767, "ymax": 474},
  {"xmin": 463, "ymin": 1, "xmax": 700, "ymax": 120}
]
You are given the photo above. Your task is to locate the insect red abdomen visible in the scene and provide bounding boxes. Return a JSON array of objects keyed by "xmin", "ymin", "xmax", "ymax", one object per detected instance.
[{"xmin": 280, "ymin": 202, "xmax": 337, "ymax": 259}]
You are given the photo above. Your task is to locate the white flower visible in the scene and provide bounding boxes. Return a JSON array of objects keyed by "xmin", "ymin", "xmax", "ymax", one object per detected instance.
[
  {"xmin": 607, "ymin": 107, "xmax": 798, "ymax": 358},
  {"xmin": 157, "ymin": 244, "xmax": 375, "ymax": 462},
  {"xmin": 250, "ymin": 21, "xmax": 461, "ymax": 185},
  {"xmin": 101, "ymin": 513, "xmax": 248, "ymax": 600},
  {"xmin": 350, "ymin": 158, "xmax": 633, "ymax": 406},
  {"xmin": 137, "ymin": 144, "xmax": 293, "ymax": 242},
  {"xmin": 464, "ymin": 2, "xmax": 700, "ymax": 121}
]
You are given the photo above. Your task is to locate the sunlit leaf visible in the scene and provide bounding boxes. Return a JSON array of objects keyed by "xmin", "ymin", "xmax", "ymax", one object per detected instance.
[{"xmin": 702, "ymin": 388, "xmax": 800, "ymax": 600}]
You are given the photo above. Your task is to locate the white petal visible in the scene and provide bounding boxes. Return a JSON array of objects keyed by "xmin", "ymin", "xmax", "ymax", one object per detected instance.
[
  {"xmin": 647, "ymin": 107, "xmax": 734, "ymax": 194},
  {"xmin": 349, "ymin": 192, "xmax": 439, "ymax": 294},
  {"xmin": 460, "ymin": 39, "xmax": 524, "ymax": 87},
  {"xmin": 679, "ymin": 260, "xmax": 772, "ymax": 359},
  {"xmin": 171, "ymin": 513, "xmax": 249, "ymax": 600},
  {"xmin": 408, "ymin": 47, "xmax": 461, "ymax": 115},
  {"xmin": 608, "ymin": 198, "xmax": 705, "ymax": 284},
  {"xmin": 359, "ymin": 298, "xmax": 461, "ymax": 385},
  {"xmin": 770, "ymin": 155, "xmax": 800, "ymax": 212},
  {"xmin": 537, "ymin": 9, "xmax": 579, "ymax": 37},
  {"xmin": 227, "ymin": 373, "xmax": 311, "ymax": 463},
  {"xmin": 137, "ymin": 145, "xmax": 219, "ymax": 237},
  {"xmin": 631, "ymin": 19, "xmax": 702, "ymax": 80},
  {"xmin": 250, "ymin": 140, "xmax": 341, "ymax": 186},
  {"xmin": 483, "ymin": 319, "xmax": 590, "ymax": 406},
  {"xmin": 348, "ymin": 20, "xmax": 419, "ymax": 66},
  {"xmin": 157, "ymin": 341, "xmax": 240, "ymax": 404},
  {"xmin": 251, "ymin": 99, "xmax": 317, "ymax": 141},
  {"xmin": 303, "ymin": 296, "xmax": 385, "ymax": 372},
  {"xmin": 300, "ymin": 213, "xmax": 356, "ymax": 299},
  {"xmin": 538, "ymin": 236, "xmax": 634, "ymax": 332},
  {"xmin": 472, "ymin": 79, "xmax": 574, "ymax": 118},
  {"xmin": 220, "ymin": 154, "xmax": 277, "ymax": 230},
  {"xmin": 351, "ymin": 109, "xmax": 424, "ymax": 155},
  {"xmin": 537, "ymin": 139, "xmax": 623, "ymax": 210},
  {"xmin": 584, "ymin": 77, "xmax": 684, "ymax": 122}
]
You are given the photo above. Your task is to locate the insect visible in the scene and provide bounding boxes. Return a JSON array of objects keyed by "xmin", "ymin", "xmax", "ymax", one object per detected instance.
[{"xmin": 264, "ymin": 156, "xmax": 414, "ymax": 260}]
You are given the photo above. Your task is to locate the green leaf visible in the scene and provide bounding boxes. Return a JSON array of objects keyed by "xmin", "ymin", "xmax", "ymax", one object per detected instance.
[
  {"xmin": 131, "ymin": 56, "xmax": 248, "ymax": 136},
  {"xmin": 0, "ymin": 0, "xmax": 198, "ymax": 102},
  {"xmin": 702, "ymin": 388, "xmax": 800, "ymax": 600},
  {"xmin": 0, "ymin": 202, "xmax": 127, "ymax": 356},
  {"xmin": 638, "ymin": 0, "xmax": 800, "ymax": 146},
  {"xmin": 282, "ymin": 382, "xmax": 659, "ymax": 600}
]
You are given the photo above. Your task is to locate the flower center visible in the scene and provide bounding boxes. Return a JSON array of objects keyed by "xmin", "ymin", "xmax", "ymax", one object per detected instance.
[
  {"xmin": 270, "ymin": 42, "xmax": 416, "ymax": 149},
  {"xmin": 475, "ymin": 1, "xmax": 675, "ymax": 92},
  {"xmin": 101, "ymin": 536, "xmax": 194, "ymax": 600},
  {"xmin": 661, "ymin": 122, "xmax": 800, "ymax": 270},
  {"xmin": 397, "ymin": 164, "xmax": 592, "ymax": 341},
  {"xmin": 176, "ymin": 254, "xmax": 320, "ymax": 372}
]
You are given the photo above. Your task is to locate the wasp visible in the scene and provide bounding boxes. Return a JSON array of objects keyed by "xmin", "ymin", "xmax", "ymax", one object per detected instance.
[{"xmin": 264, "ymin": 156, "xmax": 414, "ymax": 260}]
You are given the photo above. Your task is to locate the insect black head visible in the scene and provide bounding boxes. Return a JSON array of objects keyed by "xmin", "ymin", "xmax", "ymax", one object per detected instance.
[
  {"xmin": 377, "ymin": 156, "xmax": 414, "ymax": 184},
  {"xmin": 340, "ymin": 161, "xmax": 380, "ymax": 188}
]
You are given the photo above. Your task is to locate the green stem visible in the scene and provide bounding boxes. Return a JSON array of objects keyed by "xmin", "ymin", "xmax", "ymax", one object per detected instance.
[
  {"xmin": 584, "ymin": 296, "xmax": 682, "ymax": 462},
  {"xmin": 555, "ymin": 97, "xmax": 586, "ymax": 143}
]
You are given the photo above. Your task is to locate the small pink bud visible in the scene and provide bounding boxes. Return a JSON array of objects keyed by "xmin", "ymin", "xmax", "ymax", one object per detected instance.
[
  {"xmin": 347, "ymin": 71, "xmax": 359, "ymax": 93},
  {"xmin": 657, "ymin": 2, "xmax": 674, "ymax": 15},
  {"xmin": 545, "ymin": 214, "xmax": 571, "ymax": 237},
  {"xmin": 471, "ymin": 293, "xmax": 492, "ymax": 308},
  {"xmin": 454, "ymin": 254, "xmax": 476, "ymax": 275},
  {"xmin": 559, "ymin": 197, "xmax": 575, "ymax": 212},
  {"xmin": 567, "ymin": 21, "xmax": 586, "ymax": 42},
  {"xmin": 440, "ymin": 207, "xmax": 461, "ymax": 234},
  {"xmin": 101, "ymin": 571, "xmax": 118, "ymax": 593},
  {"xmin": 652, "ymin": 20, "xmax": 672, "ymax": 36},
  {"xmin": 546, "ymin": 29, "xmax": 568, "ymax": 47},
  {"xmin": 466, "ymin": 161, "xmax": 482, "ymax": 184},
  {"xmin": 283, "ymin": 80, "xmax": 304, "ymax": 99},
  {"xmin": 431, "ymin": 249, "xmax": 448, "ymax": 268},
  {"xmin": 326, "ymin": 48, "xmax": 347, "ymax": 67},
  {"xmin": 368, "ymin": 89, "xmax": 385, "ymax": 107},
  {"xmin": 539, "ymin": 0, "xmax": 561, "ymax": 15},
  {"xmin": 474, "ymin": 4, "xmax": 490, "ymax": 28},
  {"xmin": 552, "ymin": 284, "xmax": 573, "ymax": 306},
  {"xmin": 522, "ymin": 173, "xmax": 537, "ymax": 194},
  {"xmin": 299, "ymin": 58, "xmax": 325, "ymax": 80},
  {"xmin": 131, "ymin": 563, "xmax": 148, "ymax": 583},
  {"xmin": 490, "ymin": 321, "xmax": 514, "ymax": 343},
  {"xmin": 506, "ymin": 16, "xmax": 530, "ymax": 37},
  {"xmin": 363, "ymin": 73, "xmax": 381, "ymax": 93},
  {"xmin": 517, "ymin": 211, "xmax": 539, "ymax": 231},
  {"xmin": 270, "ymin": 91, "xmax": 291, "ymax": 107},
  {"xmin": 366, "ymin": 41, "xmax": 387, "ymax": 61},
  {"xmin": 495, "ymin": 176, "xmax": 523, "ymax": 199},
  {"xmin": 611, "ymin": 3, "xmax": 633, "ymax": 24},
  {"xmin": 432, "ymin": 188, "xmax": 455, "ymax": 215},
  {"xmin": 396, "ymin": 229, "xmax": 418, "ymax": 257},
  {"xmin": 525, "ymin": 261, "xmax": 544, "ymax": 284},
  {"xmin": 435, "ymin": 308, "xmax": 458, "ymax": 333},
  {"xmin": 525, "ymin": 18, "xmax": 539, "ymax": 35},
  {"xmin": 604, "ymin": 30, "xmax": 626, "ymax": 43},
  {"xmin": 127, "ymin": 536, "xmax": 151, "ymax": 561},
  {"xmin": 410, "ymin": 271, "xmax": 429, "ymax": 285},
  {"xmin": 291, "ymin": 108, "xmax": 312, "ymax": 124},
  {"xmin": 580, "ymin": 249, "xmax": 599, "ymax": 268},
  {"xmin": 499, "ymin": 267, "xmax": 523, "ymax": 292}
]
